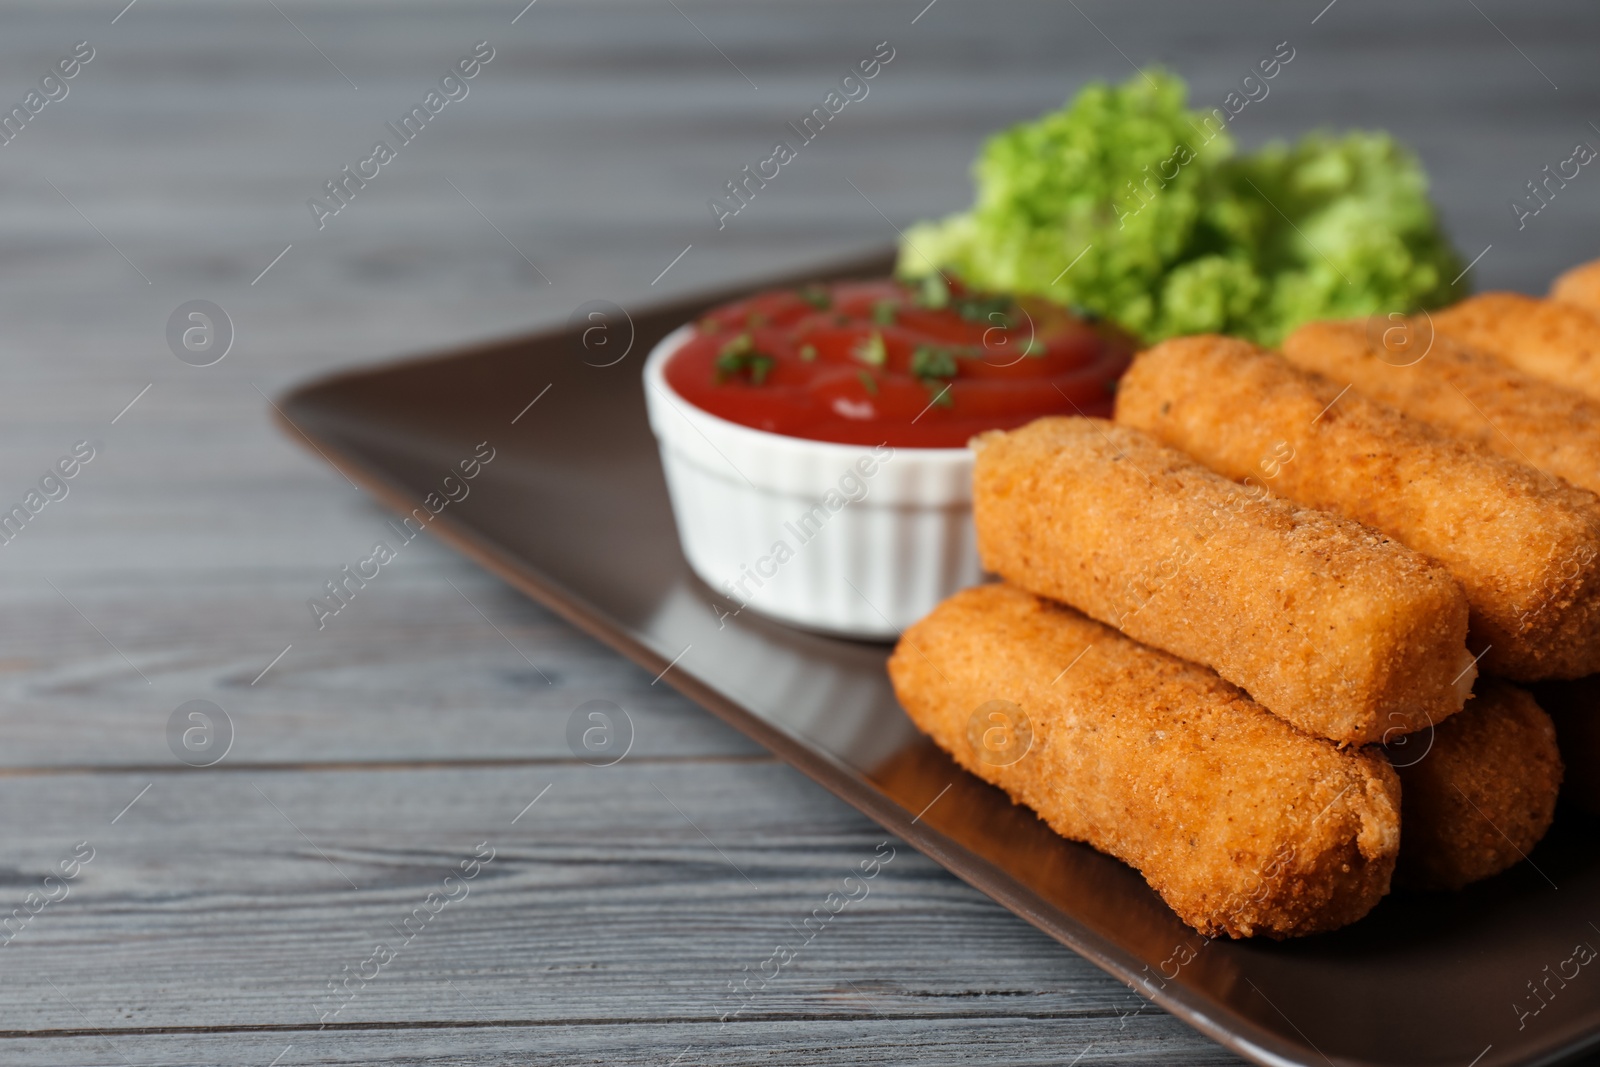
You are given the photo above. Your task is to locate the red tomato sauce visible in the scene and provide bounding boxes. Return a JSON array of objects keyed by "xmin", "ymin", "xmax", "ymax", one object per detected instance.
[{"xmin": 663, "ymin": 278, "xmax": 1137, "ymax": 447}]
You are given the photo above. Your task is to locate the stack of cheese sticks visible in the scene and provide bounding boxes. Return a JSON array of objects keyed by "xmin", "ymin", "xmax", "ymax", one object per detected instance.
[{"xmin": 889, "ymin": 258, "xmax": 1600, "ymax": 939}]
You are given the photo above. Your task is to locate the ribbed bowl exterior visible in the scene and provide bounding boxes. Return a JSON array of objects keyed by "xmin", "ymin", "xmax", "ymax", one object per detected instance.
[{"xmin": 643, "ymin": 325, "xmax": 982, "ymax": 638}]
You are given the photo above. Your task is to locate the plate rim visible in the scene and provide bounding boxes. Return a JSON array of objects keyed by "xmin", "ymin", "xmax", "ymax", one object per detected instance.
[{"xmin": 273, "ymin": 252, "xmax": 1600, "ymax": 1067}]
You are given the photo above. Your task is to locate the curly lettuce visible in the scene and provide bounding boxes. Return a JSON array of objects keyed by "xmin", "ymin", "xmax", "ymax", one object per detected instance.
[{"xmin": 898, "ymin": 71, "xmax": 1466, "ymax": 345}]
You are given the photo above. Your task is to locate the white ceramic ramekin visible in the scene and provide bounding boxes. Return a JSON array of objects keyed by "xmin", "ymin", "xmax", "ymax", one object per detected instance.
[{"xmin": 643, "ymin": 324, "xmax": 981, "ymax": 639}]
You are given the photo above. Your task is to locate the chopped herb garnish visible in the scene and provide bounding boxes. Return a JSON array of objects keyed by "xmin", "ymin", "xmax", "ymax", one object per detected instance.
[
  {"xmin": 916, "ymin": 274, "xmax": 950, "ymax": 309},
  {"xmin": 1067, "ymin": 304, "xmax": 1101, "ymax": 324},
  {"xmin": 715, "ymin": 351, "xmax": 774, "ymax": 384},
  {"xmin": 854, "ymin": 331, "xmax": 888, "ymax": 367},
  {"xmin": 926, "ymin": 381, "xmax": 955, "ymax": 408},
  {"xmin": 910, "ymin": 345, "xmax": 959, "ymax": 381},
  {"xmin": 798, "ymin": 344, "xmax": 818, "ymax": 362},
  {"xmin": 951, "ymin": 293, "xmax": 1015, "ymax": 327},
  {"xmin": 715, "ymin": 333, "xmax": 775, "ymax": 384},
  {"xmin": 798, "ymin": 285, "xmax": 832, "ymax": 309},
  {"xmin": 1019, "ymin": 337, "xmax": 1047, "ymax": 358},
  {"xmin": 871, "ymin": 300, "xmax": 898, "ymax": 326},
  {"xmin": 856, "ymin": 369, "xmax": 879, "ymax": 395}
]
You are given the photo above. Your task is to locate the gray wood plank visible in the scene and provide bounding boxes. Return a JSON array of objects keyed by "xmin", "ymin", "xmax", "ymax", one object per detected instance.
[
  {"xmin": 0, "ymin": 1020, "xmax": 1243, "ymax": 1067},
  {"xmin": 0, "ymin": 764, "xmax": 1158, "ymax": 1036},
  {"xmin": 0, "ymin": 1, "xmax": 1597, "ymax": 1064},
  {"xmin": 0, "ymin": 566, "xmax": 766, "ymax": 767}
]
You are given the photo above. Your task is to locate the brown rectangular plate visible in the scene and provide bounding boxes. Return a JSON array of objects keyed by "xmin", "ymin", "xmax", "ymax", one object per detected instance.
[{"xmin": 277, "ymin": 249, "xmax": 1600, "ymax": 1067}]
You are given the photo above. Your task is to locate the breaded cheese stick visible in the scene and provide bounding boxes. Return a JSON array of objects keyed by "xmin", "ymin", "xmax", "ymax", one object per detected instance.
[
  {"xmin": 1116, "ymin": 335, "xmax": 1600, "ymax": 681},
  {"xmin": 973, "ymin": 417, "xmax": 1474, "ymax": 745},
  {"xmin": 1282, "ymin": 319, "xmax": 1600, "ymax": 496},
  {"xmin": 1551, "ymin": 259, "xmax": 1600, "ymax": 317},
  {"xmin": 1432, "ymin": 292, "xmax": 1600, "ymax": 403},
  {"xmin": 1387, "ymin": 680, "xmax": 1562, "ymax": 891},
  {"xmin": 888, "ymin": 583, "xmax": 1401, "ymax": 939}
]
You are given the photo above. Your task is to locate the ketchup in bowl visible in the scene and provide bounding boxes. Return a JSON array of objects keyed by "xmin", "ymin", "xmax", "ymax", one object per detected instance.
[{"xmin": 663, "ymin": 278, "xmax": 1137, "ymax": 448}]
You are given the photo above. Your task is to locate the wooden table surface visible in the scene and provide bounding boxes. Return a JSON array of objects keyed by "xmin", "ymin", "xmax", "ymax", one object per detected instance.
[{"xmin": 1, "ymin": 1, "xmax": 1597, "ymax": 1064}]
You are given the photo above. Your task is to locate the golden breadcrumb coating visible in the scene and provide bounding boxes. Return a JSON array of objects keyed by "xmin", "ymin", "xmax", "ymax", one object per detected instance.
[
  {"xmin": 888, "ymin": 583, "xmax": 1401, "ymax": 939},
  {"xmin": 1389, "ymin": 680, "xmax": 1562, "ymax": 891},
  {"xmin": 972, "ymin": 417, "xmax": 1474, "ymax": 745},
  {"xmin": 1433, "ymin": 292, "xmax": 1600, "ymax": 404},
  {"xmin": 1284, "ymin": 319, "xmax": 1600, "ymax": 497},
  {"xmin": 1115, "ymin": 335, "xmax": 1600, "ymax": 681},
  {"xmin": 1551, "ymin": 260, "xmax": 1600, "ymax": 320}
]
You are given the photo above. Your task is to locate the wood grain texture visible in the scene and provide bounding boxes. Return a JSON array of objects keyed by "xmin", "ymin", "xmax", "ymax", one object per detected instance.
[{"xmin": 0, "ymin": 1, "xmax": 1597, "ymax": 1063}]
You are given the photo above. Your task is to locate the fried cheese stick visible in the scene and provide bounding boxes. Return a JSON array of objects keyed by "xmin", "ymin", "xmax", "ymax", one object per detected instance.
[
  {"xmin": 1432, "ymin": 292, "xmax": 1600, "ymax": 404},
  {"xmin": 1115, "ymin": 335, "xmax": 1600, "ymax": 681},
  {"xmin": 1387, "ymin": 680, "xmax": 1562, "ymax": 891},
  {"xmin": 1551, "ymin": 259, "xmax": 1600, "ymax": 317},
  {"xmin": 973, "ymin": 417, "xmax": 1474, "ymax": 745},
  {"xmin": 888, "ymin": 583, "xmax": 1402, "ymax": 939},
  {"xmin": 1282, "ymin": 319, "xmax": 1600, "ymax": 496}
]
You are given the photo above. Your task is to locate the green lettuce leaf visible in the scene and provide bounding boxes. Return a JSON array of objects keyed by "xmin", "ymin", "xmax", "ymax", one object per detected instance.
[{"xmin": 898, "ymin": 71, "xmax": 1466, "ymax": 345}]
